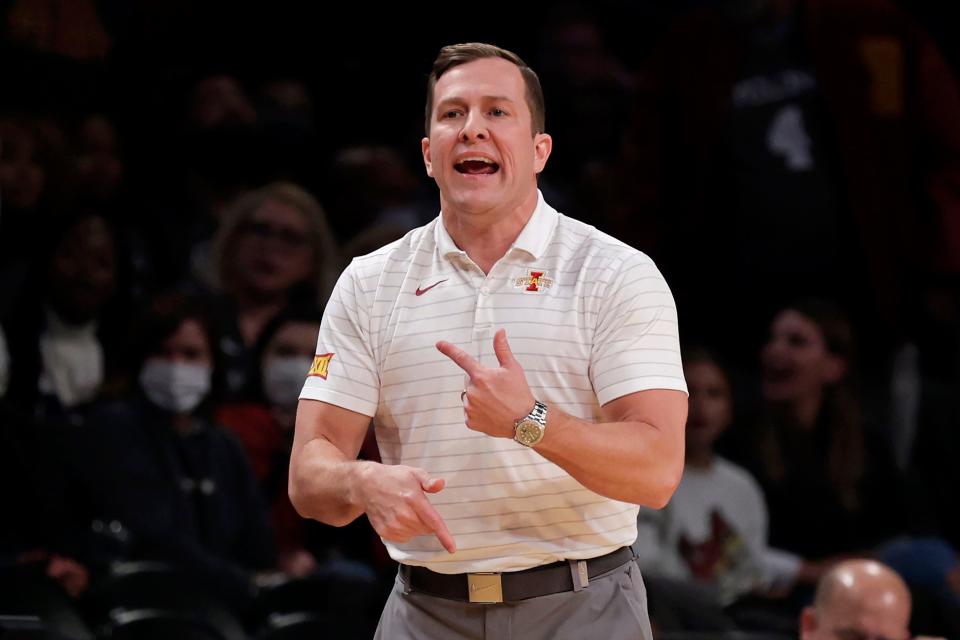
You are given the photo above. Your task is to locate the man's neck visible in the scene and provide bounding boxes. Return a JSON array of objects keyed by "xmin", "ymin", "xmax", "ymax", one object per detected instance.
[{"xmin": 441, "ymin": 189, "xmax": 539, "ymax": 274}]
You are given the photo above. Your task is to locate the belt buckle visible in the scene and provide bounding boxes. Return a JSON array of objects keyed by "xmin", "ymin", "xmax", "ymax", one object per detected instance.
[{"xmin": 467, "ymin": 572, "xmax": 503, "ymax": 603}]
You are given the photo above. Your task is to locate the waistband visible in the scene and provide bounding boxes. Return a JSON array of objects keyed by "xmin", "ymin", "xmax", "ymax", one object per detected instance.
[{"xmin": 398, "ymin": 546, "xmax": 635, "ymax": 603}]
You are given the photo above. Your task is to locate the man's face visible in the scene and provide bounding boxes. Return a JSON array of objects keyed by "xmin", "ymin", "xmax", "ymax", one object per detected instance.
[
  {"xmin": 800, "ymin": 593, "xmax": 911, "ymax": 640},
  {"xmin": 422, "ymin": 57, "xmax": 551, "ymax": 218}
]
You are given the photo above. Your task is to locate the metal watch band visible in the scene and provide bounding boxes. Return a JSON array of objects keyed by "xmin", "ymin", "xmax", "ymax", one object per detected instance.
[
  {"xmin": 527, "ymin": 400, "xmax": 547, "ymax": 427},
  {"xmin": 514, "ymin": 400, "xmax": 548, "ymax": 447}
]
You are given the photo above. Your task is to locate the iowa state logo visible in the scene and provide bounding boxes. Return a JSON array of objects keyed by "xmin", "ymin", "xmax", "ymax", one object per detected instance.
[
  {"xmin": 308, "ymin": 353, "xmax": 334, "ymax": 379},
  {"xmin": 514, "ymin": 269, "xmax": 554, "ymax": 293}
]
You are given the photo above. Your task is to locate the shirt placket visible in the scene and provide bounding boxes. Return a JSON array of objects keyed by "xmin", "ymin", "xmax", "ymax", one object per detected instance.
[{"xmin": 474, "ymin": 258, "xmax": 517, "ymax": 368}]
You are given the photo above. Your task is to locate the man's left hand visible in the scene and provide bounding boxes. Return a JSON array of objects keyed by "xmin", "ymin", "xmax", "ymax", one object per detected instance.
[{"xmin": 436, "ymin": 329, "xmax": 535, "ymax": 439}]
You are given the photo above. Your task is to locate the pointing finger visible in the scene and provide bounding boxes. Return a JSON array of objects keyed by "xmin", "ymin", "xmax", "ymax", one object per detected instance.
[
  {"xmin": 412, "ymin": 494, "xmax": 457, "ymax": 554},
  {"xmin": 436, "ymin": 341, "xmax": 483, "ymax": 378}
]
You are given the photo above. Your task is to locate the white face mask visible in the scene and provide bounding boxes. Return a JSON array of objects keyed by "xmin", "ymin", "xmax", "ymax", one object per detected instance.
[
  {"xmin": 263, "ymin": 356, "xmax": 312, "ymax": 410},
  {"xmin": 139, "ymin": 359, "xmax": 212, "ymax": 414}
]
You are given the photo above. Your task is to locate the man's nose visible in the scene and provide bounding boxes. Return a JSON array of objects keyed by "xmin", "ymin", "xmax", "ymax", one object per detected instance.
[{"xmin": 459, "ymin": 112, "xmax": 487, "ymax": 142}]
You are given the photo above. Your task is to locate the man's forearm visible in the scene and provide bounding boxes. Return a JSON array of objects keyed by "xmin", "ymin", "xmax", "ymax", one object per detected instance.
[
  {"xmin": 288, "ymin": 437, "xmax": 373, "ymax": 527},
  {"xmin": 533, "ymin": 407, "xmax": 684, "ymax": 508}
]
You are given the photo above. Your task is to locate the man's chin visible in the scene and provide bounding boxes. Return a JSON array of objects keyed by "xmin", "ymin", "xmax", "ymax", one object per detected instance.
[{"xmin": 444, "ymin": 189, "xmax": 502, "ymax": 215}]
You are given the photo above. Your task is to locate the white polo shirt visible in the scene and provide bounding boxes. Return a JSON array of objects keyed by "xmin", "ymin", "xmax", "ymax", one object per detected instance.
[{"xmin": 301, "ymin": 192, "xmax": 687, "ymax": 574}]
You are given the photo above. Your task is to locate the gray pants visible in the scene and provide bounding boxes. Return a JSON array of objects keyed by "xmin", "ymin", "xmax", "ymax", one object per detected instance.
[{"xmin": 374, "ymin": 559, "xmax": 653, "ymax": 640}]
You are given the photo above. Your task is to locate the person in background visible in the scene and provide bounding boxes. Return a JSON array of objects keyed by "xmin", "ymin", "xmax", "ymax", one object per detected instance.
[
  {"xmin": 736, "ymin": 299, "xmax": 908, "ymax": 561},
  {"xmin": 216, "ymin": 306, "xmax": 326, "ymax": 578},
  {"xmin": 620, "ymin": 0, "xmax": 960, "ymax": 373},
  {"xmin": 801, "ymin": 559, "xmax": 945, "ymax": 640},
  {"xmin": 1, "ymin": 212, "xmax": 122, "ymax": 425},
  {"xmin": 216, "ymin": 304, "xmax": 384, "ymax": 626},
  {"xmin": 204, "ymin": 181, "xmax": 338, "ymax": 399},
  {"xmin": 63, "ymin": 293, "xmax": 275, "ymax": 603},
  {"xmin": 636, "ymin": 347, "xmax": 805, "ymax": 633}
]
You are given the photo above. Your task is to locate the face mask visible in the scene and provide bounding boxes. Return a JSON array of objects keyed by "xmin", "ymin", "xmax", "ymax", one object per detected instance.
[
  {"xmin": 139, "ymin": 359, "xmax": 212, "ymax": 414},
  {"xmin": 263, "ymin": 356, "xmax": 312, "ymax": 410}
]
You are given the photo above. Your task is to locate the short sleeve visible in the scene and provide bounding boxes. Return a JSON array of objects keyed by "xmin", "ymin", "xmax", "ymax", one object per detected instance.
[
  {"xmin": 590, "ymin": 252, "xmax": 687, "ymax": 405},
  {"xmin": 299, "ymin": 261, "xmax": 380, "ymax": 416}
]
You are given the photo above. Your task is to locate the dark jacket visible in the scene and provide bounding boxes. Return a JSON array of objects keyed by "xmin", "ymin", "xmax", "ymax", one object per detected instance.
[{"xmin": 63, "ymin": 396, "xmax": 276, "ymax": 590}]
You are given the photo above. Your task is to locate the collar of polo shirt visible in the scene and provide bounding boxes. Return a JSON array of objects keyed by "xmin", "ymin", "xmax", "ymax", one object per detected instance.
[{"xmin": 435, "ymin": 189, "xmax": 560, "ymax": 263}]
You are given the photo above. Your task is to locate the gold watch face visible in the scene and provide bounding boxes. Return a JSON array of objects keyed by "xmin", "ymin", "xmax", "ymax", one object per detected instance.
[{"xmin": 515, "ymin": 419, "xmax": 543, "ymax": 446}]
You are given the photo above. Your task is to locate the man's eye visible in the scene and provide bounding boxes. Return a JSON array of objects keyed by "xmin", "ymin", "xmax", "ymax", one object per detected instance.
[
  {"xmin": 442, "ymin": 110, "xmax": 462, "ymax": 119},
  {"xmin": 490, "ymin": 108, "xmax": 507, "ymax": 117}
]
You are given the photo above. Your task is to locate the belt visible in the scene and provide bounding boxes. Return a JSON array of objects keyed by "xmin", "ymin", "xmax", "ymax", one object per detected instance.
[{"xmin": 399, "ymin": 547, "xmax": 634, "ymax": 604}]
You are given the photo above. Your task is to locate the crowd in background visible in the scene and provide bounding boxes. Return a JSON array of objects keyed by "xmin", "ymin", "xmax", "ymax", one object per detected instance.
[{"xmin": 1, "ymin": 0, "xmax": 960, "ymax": 638}]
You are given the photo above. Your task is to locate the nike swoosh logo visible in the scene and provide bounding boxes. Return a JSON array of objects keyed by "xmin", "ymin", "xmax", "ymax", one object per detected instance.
[{"xmin": 415, "ymin": 279, "xmax": 448, "ymax": 296}]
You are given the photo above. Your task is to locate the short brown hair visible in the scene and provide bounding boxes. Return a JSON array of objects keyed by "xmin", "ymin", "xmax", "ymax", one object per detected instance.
[{"xmin": 424, "ymin": 42, "xmax": 546, "ymax": 136}]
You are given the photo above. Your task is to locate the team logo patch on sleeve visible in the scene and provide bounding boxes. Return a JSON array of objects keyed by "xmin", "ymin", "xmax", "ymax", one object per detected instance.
[
  {"xmin": 514, "ymin": 269, "xmax": 554, "ymax": 293},
  {"xmin": 308, "ymin": 353, "xmax": 334, "ymax": 379}
]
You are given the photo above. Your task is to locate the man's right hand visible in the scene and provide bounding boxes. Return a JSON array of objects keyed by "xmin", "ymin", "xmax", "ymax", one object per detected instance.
[{"xmin": 356, "ymin": 462, "xmax": 456, "ymax": 554}]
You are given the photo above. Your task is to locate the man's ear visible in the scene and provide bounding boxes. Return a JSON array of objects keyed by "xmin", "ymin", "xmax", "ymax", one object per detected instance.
[
  {"xmin": 422, "ymin": 136, "xmax": 433, "ymax": 177},
  {"xmin": 533, "ymin": 132, "xmax": 552, "ymax": 174}
]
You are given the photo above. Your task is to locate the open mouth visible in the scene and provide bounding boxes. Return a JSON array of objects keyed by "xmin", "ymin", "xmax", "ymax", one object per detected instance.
[
  {"xmin": 763, "ymin": 365, "xmax": 795, "ymax": 385},
  {"xmin": 454, "ymin": 157, "xmax": 499, "ymax": 175}
]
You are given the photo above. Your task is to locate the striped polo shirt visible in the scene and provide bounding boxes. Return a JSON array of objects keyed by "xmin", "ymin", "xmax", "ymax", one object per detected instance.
[{"xmin": 301, "ymin": 192, "xmax": 687, "ymax": 574}]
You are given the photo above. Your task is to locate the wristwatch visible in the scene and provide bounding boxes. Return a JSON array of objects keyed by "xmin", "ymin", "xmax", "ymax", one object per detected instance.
[{"xmin": 514, "ymin": 400, "xmax": 548, "ymax": 447}]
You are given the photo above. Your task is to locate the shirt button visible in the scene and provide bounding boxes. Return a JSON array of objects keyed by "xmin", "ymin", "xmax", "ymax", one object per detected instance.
[{"xmin": 480, "ymin": 287, "xmax": 489, "ymax": 296}]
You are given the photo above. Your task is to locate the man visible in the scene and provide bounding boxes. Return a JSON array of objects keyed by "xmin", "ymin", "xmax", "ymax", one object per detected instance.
[
  {"xmin": 801, "ymin": 559, "xmax": 944, "ymax": 640},
  {"xmin": 289, "ymin": 42, "xmax": 688, "ymax": 639}
]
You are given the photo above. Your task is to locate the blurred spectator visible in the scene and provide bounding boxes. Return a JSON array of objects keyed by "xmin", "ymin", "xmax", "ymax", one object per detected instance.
[
  {"xmin": 3, "ymin": 0, "xmax": 110, "ymax": 60},
  {"xmin": 801, "ymin": 559, "xmax": 948, "ymax": 640},
  {"xmin": 185, "ymin": 72, "xmax": 262, "ymax": 192},
  {"xmin": 889, "ymin": 275, "xmax": 960, "ymax": 551},
  {"xmin": 139, "ymin": 73, "xmax": 262, "ymax": 292},
  {"xmin": 0, "ymin": 115, "xmax": 47, "ymax": 216},
  {"xmin": 638, "ymin": 348, "xmax": 769, "ymax": 602},
  {"xmin": 190, "ymin": 74, "xmax": 257, "ymax": 130},
  {"xmin": 62, "ymin": 112, "xmax": 164, "ymax": 304},
  {"xmin": 1, "ymin": 212, "xmax": 123, "ymax": 424},
  {"xmin": 636, "ymin": 347, "xmax": 803, "ymax": 633},
  {"xmin": 324, "ymin": 145, "xmax": 432, "ymax": 241},
  {"xmin": 62, "ymin": 293, "xmax": 275, "ymax": 603},
  {"xmin": 874, "ymin": 537, "xmax": 960, "ymax": 636},
  {"xmin": 0, "ymin": 399, "xmax": 90, "ymax": 599},
  {"xmin": 70, "ymin": 113, "xmax": 124, "ymax": 205},
  {"xmin": 621, "ymin": 0, "xmax": 960, "ymax": 368},
  {"xmin": 732, "ymin": 299, "xmax": 911, "ymax": 561},
  {"xmin": 201, "ymin": 181, "xmax": 337, "ymax": 399},
  {"xmin": 534, "ymin": 4, "xmax": 636, "ymax": 227},
  {"xmin": 342, "ymin": 221, "xmax": 413, "ymax": 266},
  {"xmin": 217, "ymin": 306, "xmax": 389, "ymax": 579},
  {"xmin": 0, "ymin": 115, "xmax": 68, "ymax": 283},
  {"xmin": 216, "ymin": 306, "xmax": 323, "ymax": 578},
  {"xmin": 256, "ymin": 78, "xmax": 321, "ymax": 185}
]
